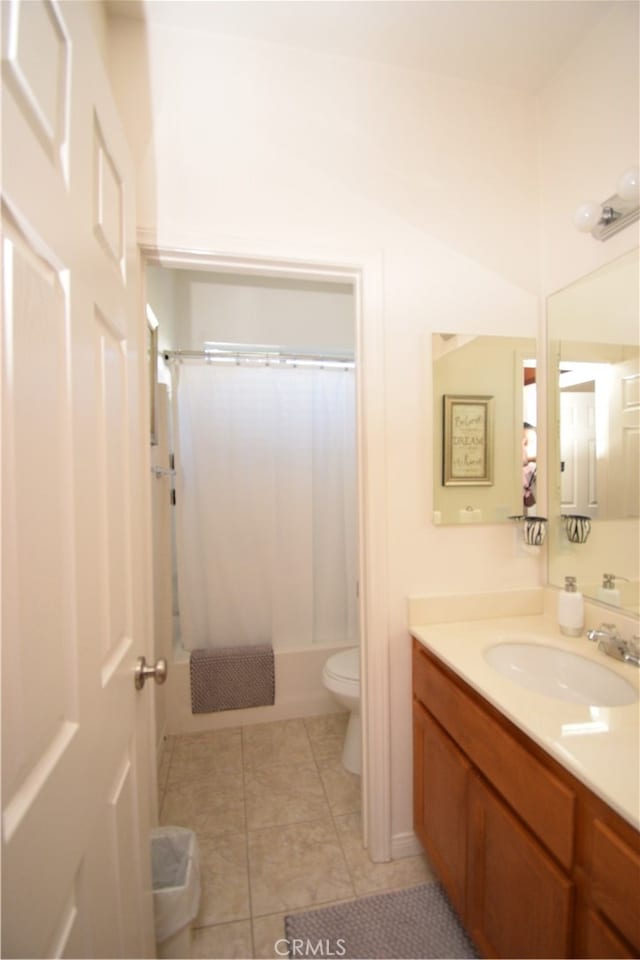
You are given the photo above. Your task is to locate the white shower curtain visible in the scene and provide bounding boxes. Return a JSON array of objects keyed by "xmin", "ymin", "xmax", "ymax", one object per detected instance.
[{"xmin": 173, "ymin": 360, "xmax": 357, "ymax": 650}]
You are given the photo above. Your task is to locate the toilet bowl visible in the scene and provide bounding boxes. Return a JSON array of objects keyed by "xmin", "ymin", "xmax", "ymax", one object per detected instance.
[{"xmin": 322, "ymin": 646, "xmax": 361, "ymax": 775}]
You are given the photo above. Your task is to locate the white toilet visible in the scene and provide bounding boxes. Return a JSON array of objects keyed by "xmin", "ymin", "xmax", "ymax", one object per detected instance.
[{"xmin": 322, "ymin": 646, "xmax": 361, "ymax": 775}]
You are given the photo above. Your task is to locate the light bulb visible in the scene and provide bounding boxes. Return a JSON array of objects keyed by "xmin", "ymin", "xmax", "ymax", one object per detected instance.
[
  {"xmin": 617, "ymin": 166, "xmax": 640, "ymax": 202},
  {"xmin": 573, "ymin": 202, "xmax": 602, "ymax": 233}
]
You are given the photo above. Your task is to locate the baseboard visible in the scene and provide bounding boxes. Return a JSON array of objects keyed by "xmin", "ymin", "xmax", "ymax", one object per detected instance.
[{"xmin": 391, "ymin": 830, "xmax": 423, "ymax": 859}]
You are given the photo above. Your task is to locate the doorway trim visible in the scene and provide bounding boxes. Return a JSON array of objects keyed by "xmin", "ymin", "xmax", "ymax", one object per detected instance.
[{"xmin": 139, "ymin": 230, "xmax": 391, "ymax": 861}]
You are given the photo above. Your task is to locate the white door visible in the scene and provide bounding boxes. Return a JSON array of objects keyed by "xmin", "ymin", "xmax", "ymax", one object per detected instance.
[
  {"xmin": 606, "ymin": 357, "xmax": 640, "ymax": 519},
  {"xmin": 560, "ymin": 390, "xmax": 598, "ymax": 518},
  {"xmin": 151, "ymin": 383, "xmax": 173, "ymax": 751},
  {"xmin": 2, "ymin": 2, "xmax": 156, "ymax": 957}
]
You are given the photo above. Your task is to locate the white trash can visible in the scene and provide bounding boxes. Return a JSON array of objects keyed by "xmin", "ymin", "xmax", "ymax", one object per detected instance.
[{"xmin": 151, "ymin": 827, "xmax": 201, "ymax": 960}]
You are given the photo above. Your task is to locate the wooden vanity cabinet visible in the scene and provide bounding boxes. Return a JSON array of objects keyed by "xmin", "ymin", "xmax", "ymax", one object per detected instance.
[{"xmin": 412, "ymin": 638, "xmax": 640, "ymax": 959}]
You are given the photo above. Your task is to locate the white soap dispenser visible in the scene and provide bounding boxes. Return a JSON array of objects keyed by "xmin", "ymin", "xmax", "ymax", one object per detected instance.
[
  {"xmin": 558, "ymin": 576, "xmax": 584, "ymax": 637},
  {"xmin": 597, "ymin": 573, "xmax": 622, "ymax": 607}
]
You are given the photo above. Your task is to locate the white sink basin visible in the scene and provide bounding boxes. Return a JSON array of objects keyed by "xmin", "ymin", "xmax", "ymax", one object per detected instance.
[{"xmin": 484, "ymin": 642, "xmax": 638, "ymax": 706}]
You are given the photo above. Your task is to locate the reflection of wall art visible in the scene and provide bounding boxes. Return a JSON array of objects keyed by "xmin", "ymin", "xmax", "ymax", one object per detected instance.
[{"xmin": 443, "ymin": 394, "xmax": 494, "ymax": 486}]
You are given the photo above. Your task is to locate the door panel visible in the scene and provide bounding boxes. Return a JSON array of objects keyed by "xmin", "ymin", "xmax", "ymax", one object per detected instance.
[
  {"xmin": 468, "ymin": 773, "xmax": 573, "ymax": 959},
  {"xmin": 609, "ymin": 358, "xmax": 640, "ymax": 519},
  {"xmin": 560, "ymin": 391, "xmax": 598, "ymax": 517},
  {"xmin": 2, "ymin": 2, "xmax": 155, "ymax": 956},
  {"xmin": 413, "ymin": 701, "xmax": 469, "ymax": 920},
  {"xmin": 2, "ymin": 219, "xmax": 77, "ymax": 799},
  {"xmin": 94, "ymin": 306, "xmax": 133, "ymax": 668},
  {"xmin": 2, "ymin": 0, "xmax": 71, "ymax": 179},
  {"xmin": 151, "ymin": 383, "xmax": 173, "ymax": 752}
]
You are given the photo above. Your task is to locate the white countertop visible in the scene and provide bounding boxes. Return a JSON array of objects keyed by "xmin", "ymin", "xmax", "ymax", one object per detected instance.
[{"xmin": 411, "ymin": 613, "xmax": 640, "ymax": 830}]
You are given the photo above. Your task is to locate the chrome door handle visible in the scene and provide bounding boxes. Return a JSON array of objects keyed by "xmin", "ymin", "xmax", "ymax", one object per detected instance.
[{"xmin": 134, "ymin": 656, "xmax": 168, "ymax": 690}]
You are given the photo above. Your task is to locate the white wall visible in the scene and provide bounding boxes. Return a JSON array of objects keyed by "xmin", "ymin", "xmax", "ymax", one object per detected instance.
[
  {"xmin": 110, "ymin": 20, "xmax": 540, "ymax": 293},
  {"xmin": 107, "ymin": 4, "xmax": 638, "ymax": 848},
  {"xmin": 536, "ymin": 2, "xmax": 639, "ymax": 296},
  {"xmin": 149, "ymin": 268, "xmax": 355, "ymax": 353},
  {"xmin": 146, "ymin": 264, "xmax": 179, "ymax": 353},
  {"xmin": 547, "ymin": 250, "xmax": 639, "ymax": 346}
]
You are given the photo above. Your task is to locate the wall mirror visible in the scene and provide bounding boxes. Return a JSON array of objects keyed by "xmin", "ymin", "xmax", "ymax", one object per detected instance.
[
  {"xmin": 547, "ymin": 248, "xmax": 639, "ymax": 616},
  {"xmin": 432, "ymin": 334, "xmax": 536, "ymax": 525}
]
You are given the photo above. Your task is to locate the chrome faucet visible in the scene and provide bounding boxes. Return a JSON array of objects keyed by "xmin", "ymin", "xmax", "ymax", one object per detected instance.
[
  {"xmin": 624, "ymin": 637, "xmax": 640, "ymax": 667},
  {"xmin": 586, "ymin": 623, "xmax": 640, "ymax": 667}
]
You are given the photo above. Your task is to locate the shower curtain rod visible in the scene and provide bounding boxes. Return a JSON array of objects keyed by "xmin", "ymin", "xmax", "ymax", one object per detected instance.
[{"xmin": 162, "ymin": 347, "xmax": 355, "ymax": 367}]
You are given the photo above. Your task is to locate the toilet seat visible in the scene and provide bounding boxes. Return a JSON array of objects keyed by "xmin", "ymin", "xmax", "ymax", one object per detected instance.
[
  {"xmin": 323, "ymin": 647, "xmax": 359, "ymax": 683},
  {"xmin": 322, "ymin": 647, "xmax": 359, "ymax": 699}
]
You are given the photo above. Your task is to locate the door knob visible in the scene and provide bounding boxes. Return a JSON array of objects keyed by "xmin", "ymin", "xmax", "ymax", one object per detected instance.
[{"xmin": 134, "ymin": 656, "xmax": 168, "ymax": 690}]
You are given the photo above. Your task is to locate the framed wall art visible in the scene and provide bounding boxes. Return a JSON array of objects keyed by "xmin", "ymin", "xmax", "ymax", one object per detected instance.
[{"xmin": 442, "ymin": 394, "xmax": 494, "ymax": 486}]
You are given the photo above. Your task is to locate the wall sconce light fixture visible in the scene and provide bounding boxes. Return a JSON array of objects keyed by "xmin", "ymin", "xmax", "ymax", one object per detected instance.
[{"xmin": 574, "ymin": 165, "xmax": 639, "ymax": 240}]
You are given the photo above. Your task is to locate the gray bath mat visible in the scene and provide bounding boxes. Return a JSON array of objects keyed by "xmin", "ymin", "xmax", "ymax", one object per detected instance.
[
  {"xmin": 284, "ymin": 882, "xmax": 479, "ymax": 959},
  {"xmin": 189, "ymin": 643, "xmax": 275, "ymax": 713}
]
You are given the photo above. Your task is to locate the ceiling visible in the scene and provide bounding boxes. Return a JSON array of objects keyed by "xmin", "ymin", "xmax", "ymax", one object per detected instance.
[{"xmin": 105, "ymin": 0, "xmax": 617, "ymax": 94}]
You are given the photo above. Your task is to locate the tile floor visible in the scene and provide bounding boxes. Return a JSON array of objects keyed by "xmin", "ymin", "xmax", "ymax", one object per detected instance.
[{"xmin": 158, "ymin": 713, "xmax": 435, "ymax": 959}]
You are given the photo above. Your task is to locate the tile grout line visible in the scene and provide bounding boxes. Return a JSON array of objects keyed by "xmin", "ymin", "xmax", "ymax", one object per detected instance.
[
  {"xmin": 246, "ymin": 719, "xmax": 356, "ymax": 943},
  {"xmin": 247, "ymin": 719, "xmax": 337, "ymax": 953},
  {"xmin": 307, "ymin": 722, "xmax": 342, "ymax": 839},
  {"xmin": 238, "ymin": 725, "xmax": 257, "ymax": 959},
  {"xmin": 305, "ymin": 720, "xmax": 359, "ymax": 901},
  {"xmin": 177, "ymin": 728, "xmax": 253, "ymax": 956},
  {"xmin": 306, "ymin": 719, "xmax": 334, "ymax": 817}
]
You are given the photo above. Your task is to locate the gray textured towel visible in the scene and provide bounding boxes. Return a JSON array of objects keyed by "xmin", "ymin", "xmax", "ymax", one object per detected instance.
[{"xmin": 189, "ymin": 644, "xmax": 275, "ymax": 713}]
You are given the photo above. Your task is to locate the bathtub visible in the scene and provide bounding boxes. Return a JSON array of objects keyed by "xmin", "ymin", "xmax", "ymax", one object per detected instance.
[{"xmin": 164, "ymin": 630, "xmax": 353, "ymax": 735}]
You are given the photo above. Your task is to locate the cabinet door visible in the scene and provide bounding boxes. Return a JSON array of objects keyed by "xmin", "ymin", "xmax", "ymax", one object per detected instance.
[
  {"xmin": 578, "ymin": 906, "xmax": 637, "ymax": 959},
  {"xmin": 468, "ymin": 773, "xmax": 573, "ymax": 959},
  {"xmin": 413, "ymin": 701, "xmax": 470, "ymax": 919},
  {"xmin": 590, "ymin": 818, "xmax": 640, "ymax": 951}
]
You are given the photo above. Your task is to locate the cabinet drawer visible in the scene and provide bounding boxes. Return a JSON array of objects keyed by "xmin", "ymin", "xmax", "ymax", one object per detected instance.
[
  {"xmin": 413, "ymin": 643, "xmax": 575, "ymax": 869},
  {"xmin": 591, "ymin": 818, "xmax": 640, "ymax": 950}
]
